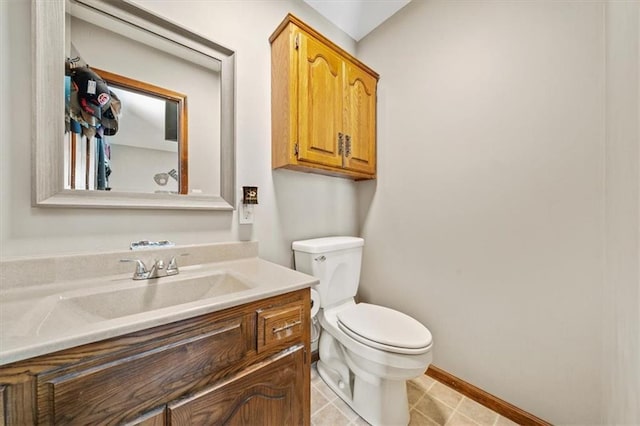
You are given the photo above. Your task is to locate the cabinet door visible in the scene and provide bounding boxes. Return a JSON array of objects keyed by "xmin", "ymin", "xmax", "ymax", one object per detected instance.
[
  {"xmin": 36, "ymin": 315, "xmax": 248, "ymax": 425},
  {"xmin": 297, "ymin": 32, "xmax": 344, "ymax": 168},
  {"xmin": 0, "ymin": 379, "xmax": 36, "ymax": 426},
  {"xmin": 343, "ymin": 63, "xmax": 377, "ymax": 175},
  {"xmin": 168, "ymin": 346, "xmax": 308, "ymax": 426},
  {"xmin": 127, "ymin": 406, "xmax": 166, "ymax": 426}
]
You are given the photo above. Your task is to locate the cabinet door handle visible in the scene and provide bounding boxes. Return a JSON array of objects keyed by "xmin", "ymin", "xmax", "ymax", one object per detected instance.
[
  {"xmin": 272, "ymin": 320, "xmax": 302, "ymax": 334},
  {"xmin": 345, "ymin": 135, "xmax": 352, "ymax": 157},
  {"xmin": 338, "ymin": 133, "xmax": 344, "ymax": 155}
]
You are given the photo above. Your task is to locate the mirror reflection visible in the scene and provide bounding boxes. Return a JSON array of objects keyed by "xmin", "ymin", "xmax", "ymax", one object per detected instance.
[
  {"xmin": 64, "ymin": 66, "xmax": 188, "ymax": 194},
  {"xmin": 65, "ymin": 11, "xmax": 221, "ymax": 197}
]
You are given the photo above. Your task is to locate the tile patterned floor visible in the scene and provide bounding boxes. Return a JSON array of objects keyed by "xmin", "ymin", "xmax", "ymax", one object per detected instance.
[{"xmin": 311, "ymin": 363, "xmax": 520, "ymax": 426}]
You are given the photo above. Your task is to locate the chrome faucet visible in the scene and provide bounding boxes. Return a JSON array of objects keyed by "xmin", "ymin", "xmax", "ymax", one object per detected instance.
[{"xmin": 121, "ymin": 255, "xmax": 182, "ymax": 280}]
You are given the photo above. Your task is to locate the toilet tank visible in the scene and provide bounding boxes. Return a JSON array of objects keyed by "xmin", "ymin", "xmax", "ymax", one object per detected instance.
[{"xmin": 292, "ymin": 237, "xmax": 364, "ymax": 308}]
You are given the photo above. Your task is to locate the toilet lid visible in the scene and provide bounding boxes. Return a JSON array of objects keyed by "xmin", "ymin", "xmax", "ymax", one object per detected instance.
[{"xmin": 337, "ymin": 303, "xmax": 432, "ymax": 354}]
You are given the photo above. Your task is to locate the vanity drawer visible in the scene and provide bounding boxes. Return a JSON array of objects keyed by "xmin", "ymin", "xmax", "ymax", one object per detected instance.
[
  {"xmin": 257, "ymin": 301, "xmax": 304, "ymax": 353},
  {"xmin": 36, "ymin": 315, "xmax": 249, "ymax": 425}
]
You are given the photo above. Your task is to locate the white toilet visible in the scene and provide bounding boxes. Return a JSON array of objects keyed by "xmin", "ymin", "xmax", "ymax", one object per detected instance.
[{"xmin": 293, "ymin": 236, "xmax": 433, "ymax": 426}]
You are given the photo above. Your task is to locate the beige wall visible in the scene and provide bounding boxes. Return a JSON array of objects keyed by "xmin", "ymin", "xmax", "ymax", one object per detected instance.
[
  {"xmin": 0, "ymin": 0, "xmax": 359, "ymax": 266},
  {"xmin": 356, "ymin": 1, "xmax": 605, "ymax": 423},
  {"xmin": 603, "ymin": 1, "xmax": 640, "ymax": 424}
]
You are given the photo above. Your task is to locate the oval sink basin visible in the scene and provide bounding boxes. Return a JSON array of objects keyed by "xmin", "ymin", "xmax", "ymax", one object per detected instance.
[{"xmin": 61, "ymin": 272, "xmax": 254, "ymax": 320}]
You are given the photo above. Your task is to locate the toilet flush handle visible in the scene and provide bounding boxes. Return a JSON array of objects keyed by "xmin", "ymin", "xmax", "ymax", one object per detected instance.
[{"xmin": 314, "ymin": 255, "xmax": 326, "ymax": 262}]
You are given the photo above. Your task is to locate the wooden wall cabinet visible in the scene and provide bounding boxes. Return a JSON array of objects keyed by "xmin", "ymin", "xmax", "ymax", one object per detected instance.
[
  {"xmin": 0, "ymin": 289, "xmax": 310, "ymax": 425},
  {"xmin": 271, "ymin": 14, "xmax": 379, "ymax": 180}
]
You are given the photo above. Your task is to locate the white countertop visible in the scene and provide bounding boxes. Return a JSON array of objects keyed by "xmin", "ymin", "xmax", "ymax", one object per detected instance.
[{"xmin": 0, "ymin": 257, "xmax": 318, "ymax": 366}]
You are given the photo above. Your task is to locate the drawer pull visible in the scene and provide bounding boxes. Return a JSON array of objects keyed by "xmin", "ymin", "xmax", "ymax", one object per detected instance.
[{"xmin": 272, "ymin": 320, "xmax": 302, "ymax": 334}]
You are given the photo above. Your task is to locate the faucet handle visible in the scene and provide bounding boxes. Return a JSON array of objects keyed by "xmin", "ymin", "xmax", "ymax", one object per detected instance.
[
  {"xmin": 120, "ymin": 259, "xmax": 149, "ymax": 280},
  {"xmin": 167, "ymin": 253, "xmax": 188, "ymax": 274}
]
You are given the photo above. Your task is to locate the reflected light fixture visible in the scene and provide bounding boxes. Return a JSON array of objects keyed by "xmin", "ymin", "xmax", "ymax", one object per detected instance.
[{"xmin": 153, "ymin": 168, "xmax": 178, "ymax": 186}]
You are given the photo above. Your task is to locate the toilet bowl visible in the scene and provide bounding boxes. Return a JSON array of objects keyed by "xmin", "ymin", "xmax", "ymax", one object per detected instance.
[
  {"xmin": 318, "ymin": 300, "xmax": 433, "ymax": 425},
  {"xmin": 292, "ymin": 237, "xmax": 433, "ymax": 426}
]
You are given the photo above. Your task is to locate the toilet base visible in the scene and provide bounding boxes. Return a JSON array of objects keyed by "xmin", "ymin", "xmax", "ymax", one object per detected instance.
[{"xmin": 317, "ymin": 360, "xmax": 410, "ymax": 426}]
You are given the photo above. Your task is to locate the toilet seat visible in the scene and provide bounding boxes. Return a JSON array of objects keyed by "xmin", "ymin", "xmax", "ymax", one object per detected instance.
[{"xmin": 337, "ymin": 303, "xmax": 432, "ymax": 355}]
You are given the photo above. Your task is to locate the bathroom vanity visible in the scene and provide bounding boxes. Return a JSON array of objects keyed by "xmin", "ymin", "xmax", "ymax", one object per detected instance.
[{"xmin": 0, "ymin": 242, "xmax": 316, "ymax": 425}]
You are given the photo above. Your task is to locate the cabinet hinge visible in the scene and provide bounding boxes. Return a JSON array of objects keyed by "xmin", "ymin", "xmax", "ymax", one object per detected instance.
[
  {"xmin": 294, "ymin": 142, "xmax": 299, "ymax": 157},
  {"xmin": 345, "ymin": 134, "xmax": 352, "ymax": 157},
  {"xmin": 294, "ymin": 34, "xmax": 300, "ymax": 50}
]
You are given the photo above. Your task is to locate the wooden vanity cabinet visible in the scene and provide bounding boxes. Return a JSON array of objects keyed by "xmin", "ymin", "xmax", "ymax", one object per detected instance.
[
  {"xmin": 270, "ymin": 14, "xmax": 378, "ymax": 180},
  {"xmin": 0, "ymin": 289, "xmax": 310, "ymax": 425}
]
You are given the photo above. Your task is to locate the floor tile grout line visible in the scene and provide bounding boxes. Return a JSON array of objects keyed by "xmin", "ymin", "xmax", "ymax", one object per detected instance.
[
  {"xmin": 450, "ymin": 408, "xmax": 482, "ymax": 426},
  {"xmin": 313, "ymin": 381, "xmax": 339, "ymax": 403},
  {"xmin": 426, "ymin": 377, "xmax": 437, "ymax": 392},
  {"xmin": 413, "ymin": 404, "xmax": 446, "ymax": 426},
  {"xmin": 409, "ymin": 383, "xmax": 463, "ymax": 425},
  {"xmin": 457, "ymin": 395, "xmax": 500, "ymax": 426},
  {"xmin": 409, "ymin": 386, "xmax": 425, "ymax": 409},
  {"xmin": 444, "ymin": 405, "xmax": 457, "ymax": 426},
  {"xmin": 452, "ymin": 395, "xmax": 465, "ymax": 410},
  {"xmin": 310, "ymin": 393, "xmax": 332, "ymax": 418},
  {"xmin": 331, "ymin": 400, "xmax": 359, "ymax": 423},
  {"xmin": 425, "ymin": 389, "xmax": 465, "ymax": 412},
  {"xmin": 413, "ymin": 390, "xmax": 467, "ymax": 426},
  {"xmin": 410, "ymin": 391, "xmax": 427, "ymax": 411},
  {"xmin": 311, "ymin": 390, "xmax": 359, "ymax": 425}
]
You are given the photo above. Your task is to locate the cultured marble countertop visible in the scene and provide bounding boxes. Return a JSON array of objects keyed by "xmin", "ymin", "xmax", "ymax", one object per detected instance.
[{"xmin": 0, "ymin": 257, "xmax": 318, "ymax": 366}]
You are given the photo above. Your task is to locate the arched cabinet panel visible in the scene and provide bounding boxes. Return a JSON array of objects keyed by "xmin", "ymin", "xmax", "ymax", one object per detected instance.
[
  {"xmin": 271, "ymin": 14, "xmax": 379, "ymax": 180},
  {"xmin": 344, "ymin": 65, "xmax": 377, "ymax": 175},
  {"xmin": 298, "ymin": 36, "xmax": 344, "ymax": 168}
]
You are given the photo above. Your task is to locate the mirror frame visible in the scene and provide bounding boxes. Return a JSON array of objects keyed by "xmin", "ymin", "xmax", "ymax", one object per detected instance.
[{"xmin": 32, "ymin": 0, "xmax": 236, "ymax": 210}]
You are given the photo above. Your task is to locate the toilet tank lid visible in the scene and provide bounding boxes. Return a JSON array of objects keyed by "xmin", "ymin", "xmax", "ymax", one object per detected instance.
[{"xmin": 292, "ymin": 236, "xmax": 364, "ymax": 253}]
